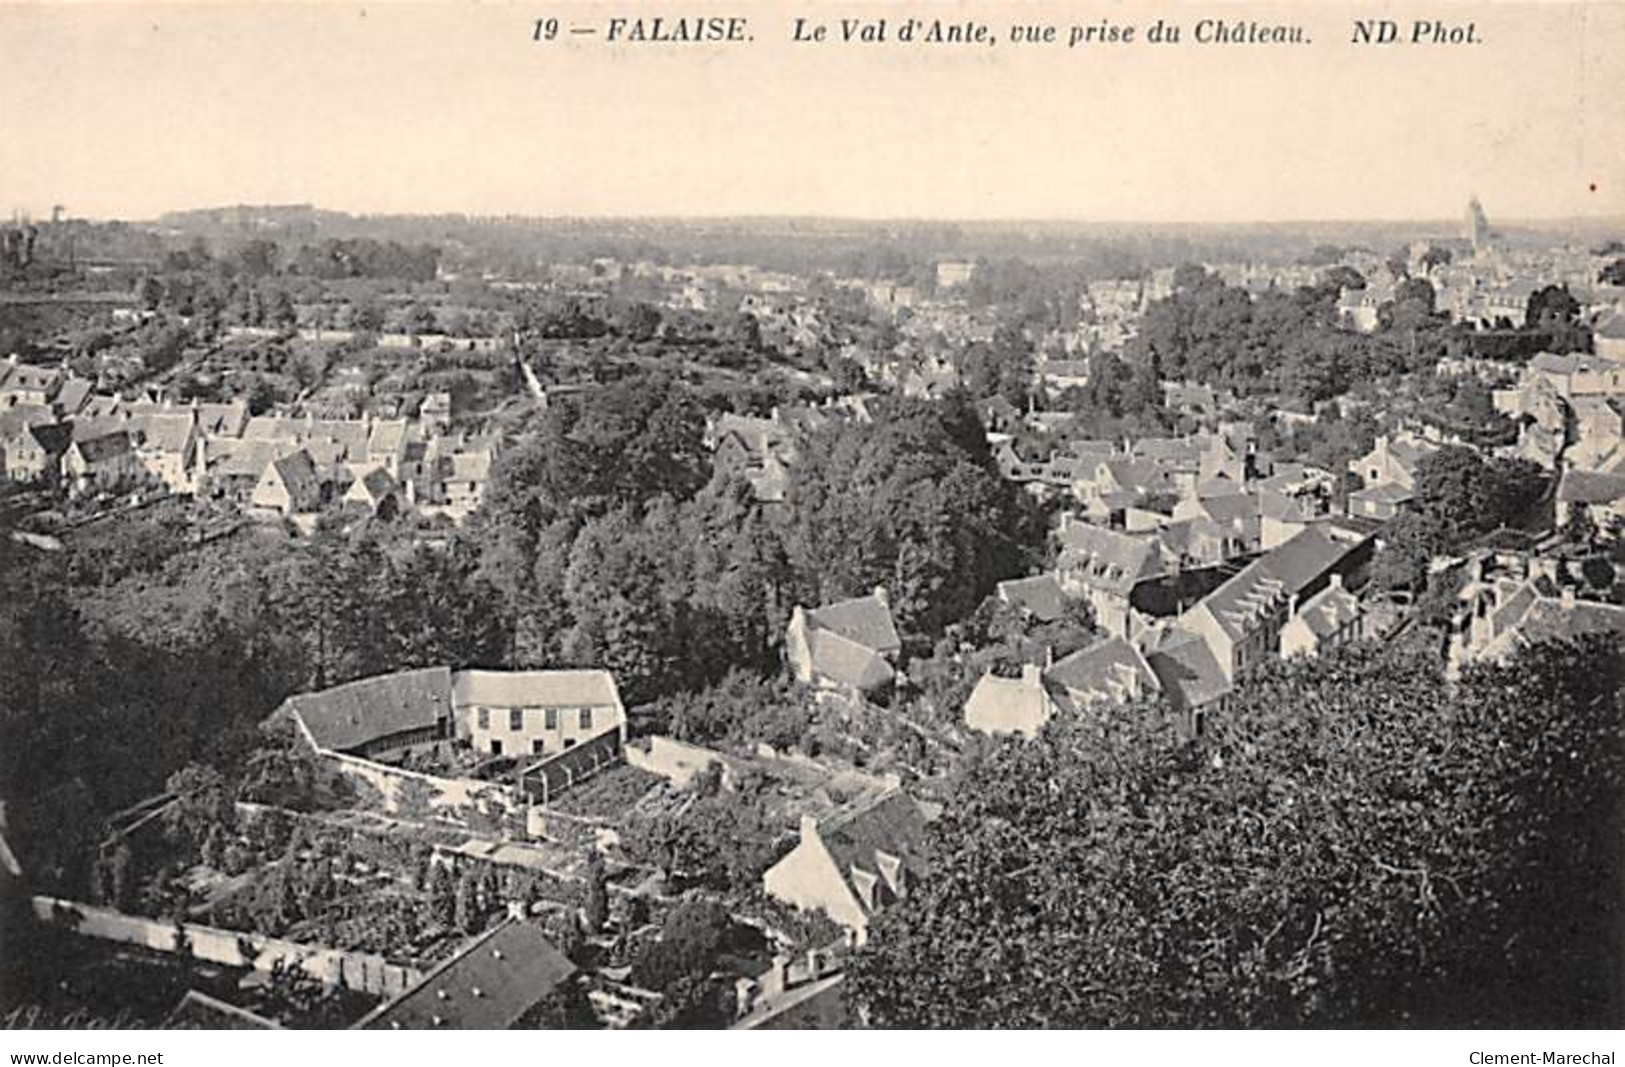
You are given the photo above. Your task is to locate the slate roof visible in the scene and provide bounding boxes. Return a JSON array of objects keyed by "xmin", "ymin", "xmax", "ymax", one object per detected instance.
[
  {"xmin": 52, "ymin": 377, "xmax": 93, "ymax": 415},
  {"xmin": 1290, "ymin": 582, "xmax": 1362, "ymax": 639},
  {"xmin": 449, "ymin": 450, "xmax": 493, "ymax": 483},
  {"xmin": 0, "ymin": 403, "xmax": 56, "ymax": 440},
  {"xmin": 818, "ymin": 790, "xmax": 929, "ymax": 892},
  {"xmin": 351, "ymin": 466, "xmax": 399, "ymax": 503},
  {"xmin": 1512, "ymin": 597, "xmax": 1625, "ymax": 646},
  {"xmin": 72, "ymin": 430, "xmax": 133, "ymax": 463},
  {"xmin": 451, "ymin": 669, "xmax": 621, "ymax": 709},
  {"xmin": 368, "ymin": 418, "xmax": 409, "ymax": 457},
  {"xmin": 1057, "ymin": 522, "xmax": 1162, "ymax": 595},
  {"xmin": 1130, "ymin": 437, "xmax": 1199, "ymax": 467},
  {"xmin": 807, "ymin": 628, "xmax": 895, "ymax": 692},
  {"xmin": 1144, "ymin": 629, "xmax": 1233, "ymax": 711},
  {"xmin": 268, "ymin": 450, "xmax": 321, "ymax": 504},
  {"xmin": 713, "ymin": 412, "xmax": 792, "ymax": 456},
  {"xmin": 1557, "ymin": 469, "xmax": 1625, "ymax": 504},
  {"xmin": 358, "ymin": 920, "xmax": 575, "ymax": 1030},
  {"xmin": 1257, "ymin": 489, "xmax": 1317, "ymax": 523},
  {"xmin": 996, "ymin": 573, "xmax": 1068, "ymax": 622},
  {"xmin": 128, "ymin": 412, "xmax": 195, "ymax": 454},
  {"xmin": 284, "ymin": 666, "xmax": 453, "ymax": 753},
  {"xmin": 1045, "ymin": 636, "xmax": 1160, "ymax": 705},
  {"xmin": 1190, "ymin": 526, "xmax": 1355, "ymax": 642},
  {"xmin": 1199, "ymin": 492, "xmax": 1262, "ymax": 527},
  {"xmin": 1595, "ymin": 307, "xmax": 1625, "ymax": 340},
  {"xmin": 1385, "ymin": 435, "xmax": 1438, "ymax": 473},
  {"xmin": 1349, "ymin": 482, "xmax": 1415, "ymax": 505},
  {"xmin": 806, "ymin": 592, "xmax": 901, "ymax": 656},
  {"xmin": 207, "ymin": 438, "xmax": 284, "ymax": 479},
  {"xmin": 15, "ymin": 421, "xmax": 72, "ymax": 455},
  {"xmin": 0, "ymin": 361, "xmax": 60, "ymax": 393},
  {"xmin": 165, "ymin": 991, "xmax": 280, "ymax": 1030},
  {"xmin": 1101, "ymin": 458, "xmax": 1169, "ymax": 491},
  {"xmin": 194, "ymin": 401, "xmax": 249, "ymax": 437}
]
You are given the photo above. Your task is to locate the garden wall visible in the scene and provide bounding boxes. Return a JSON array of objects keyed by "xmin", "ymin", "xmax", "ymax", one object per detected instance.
[
  {"xmin": 31, "ymin": 895, "xmax": 422, "ymax": 998},
  {"xmin": 319, "ymin": 750, "xmax": 527, "ymax": 837}
]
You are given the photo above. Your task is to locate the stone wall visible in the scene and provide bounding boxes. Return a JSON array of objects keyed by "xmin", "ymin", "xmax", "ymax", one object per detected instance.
[{"xmin": 31, "ymin": 895, "xmax": 421, "ymax": 998}]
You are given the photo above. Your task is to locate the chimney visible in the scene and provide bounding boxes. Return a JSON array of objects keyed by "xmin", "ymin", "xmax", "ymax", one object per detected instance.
[
  {"xmin": 872, "ymin": 585, "xmax": 889, "ymax": 610},
  {"xmin": 1560, "ymin": 586, "xmax": 1576, "ymax": 609},
  {"xmin": 1022, "ymin": 662, "xmax": 1044, "ymax": 687},
  {"xmin": 1329, "ymin": 572, "xmax": 1343, "ymax": 591},
  {"xmin": 806, "ymin": 948, "xmax": 822, "ymax": 980},
  {"xmin": 734, "ymin": 977, "xmax": 758, "ymax": 1018},
  {"xmin": 763, "ymin": 955, "xmax": 789, "ymax": 998},
  {"xmin": 799, "ymin": 814, "xmax": 819, "ymax": 844}
]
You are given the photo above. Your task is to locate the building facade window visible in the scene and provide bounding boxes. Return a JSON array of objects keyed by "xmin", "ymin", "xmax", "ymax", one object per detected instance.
[
  {"xmin": 544, "ymin": 708, "xmax": 558, "ymax": 731},
  {"xmin": 509, "ymin": 707, "xmax": 523, "ymax": 731},
  {"xmin": 477, "ymin": 707, "xmax": 489, "ymax": 730},
  {"xmin": 578, "ymin": 707, "xmax": 593, "ymax": 730}
]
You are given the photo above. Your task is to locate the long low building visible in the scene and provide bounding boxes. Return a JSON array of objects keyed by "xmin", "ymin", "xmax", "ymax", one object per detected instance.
[{"xmin": 277, "ymin": 666, "xmax": 627, "ymax": 764}]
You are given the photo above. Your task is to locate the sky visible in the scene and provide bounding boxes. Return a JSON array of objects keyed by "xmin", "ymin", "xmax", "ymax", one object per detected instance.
[{"xmin": 1, "ymin": 0, "xmax": 1622, "ymax": 223}]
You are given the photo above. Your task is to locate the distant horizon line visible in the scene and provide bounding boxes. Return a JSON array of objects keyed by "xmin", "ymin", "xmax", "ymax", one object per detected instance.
[{"xmin": 14, "ymin": 203, "xmax": 1625, "ymax": 233}]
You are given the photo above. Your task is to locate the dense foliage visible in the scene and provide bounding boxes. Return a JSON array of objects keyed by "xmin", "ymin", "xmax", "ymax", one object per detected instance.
[{"xmin": 848, "ymin": 638, "xmax": 1623, "ymax": 1027}]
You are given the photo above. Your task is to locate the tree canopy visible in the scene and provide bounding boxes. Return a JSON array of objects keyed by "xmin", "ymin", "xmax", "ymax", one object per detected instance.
[{"xmin": 848, "ymin": 638, "xmax": 1624, "ymax": 1027}]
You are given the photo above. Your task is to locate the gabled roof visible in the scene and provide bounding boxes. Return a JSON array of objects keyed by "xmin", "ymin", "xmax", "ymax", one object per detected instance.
[
  {"xmin": 52, "ymin": 377, "xmax": 93, "ymax": 415},
  {"xmin": 267, "ymin": 449, "xmax": 321, "ymax": 502},
  {"xmin": 1130, "ymin": 437, "xmax": 1199, "ymax": 467},
  {"xmin": 1556, "ymin": 469, "xmax": 1625, "ymax": 505},
  {"xmin": 128, "ymin": 412, "xmax": 196, "ymax": 455},
  {"xmin": 207, "ymin": 438, "xmax": 284, "ymax": 479},
  {"xmin": 351, "ymin": 465, "xmax": 399, "ymax": 503},
  {"xmin": 1594, "ymin": 307, "xmax": 1625, "ymax": 340},
  {"xmin": 1290, "ymin": 582, "xmax": 1362, "ymax": 639},
  {"xmin": 283, "ymin": 666, "xmax": 453, "ymax": 753},
  {"xmin": 806, "ymin": 592, "xmax": 900, "ymax": 655},
  {"xmin": 1045, "ymin": 636, "xmax": 1161, "ymax": 705},
  {"xmin": 357, "ymin": 920, "xmax": 575, "ymax": 1030},
  {"xmin": 1349, "ymin": 482, "xmax": 1415, "ymax": 504},
  {"xmin": 449, "ymin": 450, "xmax": 493, "ymax": 483},
  {"xmin": 1198, "ymin": 492, "xmax": 1262, "ymax": 527},
  {"xmin": 1190, "ymin": 526, "xmax": 1355, "ymax": 642},
  {"xmin": 1100, "ymin": 458, "xmax": 1169, "ymax": 491},
  {"xmin": 165, "ymin": 991, "xmax": 280, "ymax": 1030},
  {"xmin": 712, "ymin": 411, "xmax": 792, "ymax": 455},
  {"xmin": 1057, "ymin": 522, "xmax": 1162, "ymax": 595},
  {"xmin": 963, "ymin": 669, "xmax": 1052, "ymax": 736},
  {"xmin": 72, "ymin": 430, "xmax": 133, "ymax": 463},
  {"xmin": 451, "ymin": 669, "xmax": 621, "ymax": 709},
  {"xmin": 817, "ymin": 790, "xmax": 929, "ymax": 899},
  {"xmin": 0, "ymin": 360, "xmax": 61, "ymax": 393},
  {"xmin": 1482, "ymin": 582, "xmax": 1625, "ymax": 659},
  {"xmin": 0, "ymin": 403, "xmax": 56, "ymax": 440},
  {"xmin": 1385, "ymin": 434, "xmax": 1438, "ymax": 473},
  {"xmin": 1144, "ymin": 628, "xmax": 1232, "ymax": 711},
  {"xmin": 368, "ymin": 418, "xmax": 409, "ymax": 456},
  {"xmin": 194, "ymin": 400, "xmax": 249, "ymax": 437},
  {"xmin": 1511, "ymin": 597, "xmax": 1625, "ymax": 646},
  {"xmin": 807, "ymin": 628, "xmax": 895, "ymax": 692},
  {"xmin": 995, "ymin": 573, "xmax": 1068, "ymax": 622}
]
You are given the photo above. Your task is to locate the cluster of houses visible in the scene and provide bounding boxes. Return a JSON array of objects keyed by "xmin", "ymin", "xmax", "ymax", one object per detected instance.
[
  {"xmin": 0, "ymin": 354, "xmax": 496, "ymax": 524},
  {"xmin": 1487, "ymin": 348, "xmax": 1625, "ymax": 536},
  {"xmin": 961, "ymin": 521, "xmax": 1375, "ymax": 740},
  {"xmin": 1448, "ymin": 550, "xmax": 1625, "ymax": 671}
]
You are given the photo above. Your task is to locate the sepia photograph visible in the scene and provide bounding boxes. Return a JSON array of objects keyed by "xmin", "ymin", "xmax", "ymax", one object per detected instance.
[{"xmin": 0, "ymin": 0, "xmax": 1622, "ymax": 1045}]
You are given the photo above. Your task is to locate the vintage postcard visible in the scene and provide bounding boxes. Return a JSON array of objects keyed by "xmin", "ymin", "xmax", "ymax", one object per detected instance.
[{"xmin": 0, "ymin": 0, "xmax": 1622, "ymax": 1048}]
